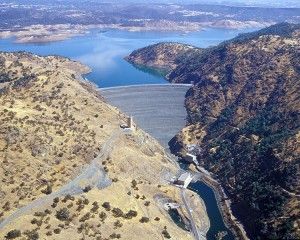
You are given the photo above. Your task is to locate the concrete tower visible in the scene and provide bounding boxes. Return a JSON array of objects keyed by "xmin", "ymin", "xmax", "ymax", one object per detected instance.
[{"xmin": 127, "ymin": 116, "xmax": 133, "ymax": 129}]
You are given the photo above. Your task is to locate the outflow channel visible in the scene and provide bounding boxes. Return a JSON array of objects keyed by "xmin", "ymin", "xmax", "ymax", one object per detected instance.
[{"xmin": 101, "ymin": 84, "xmax": 234, "ymax": 240}]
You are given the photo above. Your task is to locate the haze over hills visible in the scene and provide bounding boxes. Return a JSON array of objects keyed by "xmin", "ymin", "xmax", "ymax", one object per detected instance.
[
  {"xmin": 0, "ymin": 1, "xmax": 299, "ymax": 43},
  {"xmin": 126, "ymin": 23, "xmax": 300, "ymax": 239},
  {"xmin": 15, "ymin": 0, "xmax": 300, "ymax": 8},
  {"xmin": 104, "ymin": 0, "xmax": 300, "ymax": 8}
]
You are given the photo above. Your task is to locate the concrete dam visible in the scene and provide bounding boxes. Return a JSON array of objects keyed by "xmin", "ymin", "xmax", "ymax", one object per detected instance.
[{"xmin": 101, "ymin": 84, "xmax": 192, "ymax": 148}]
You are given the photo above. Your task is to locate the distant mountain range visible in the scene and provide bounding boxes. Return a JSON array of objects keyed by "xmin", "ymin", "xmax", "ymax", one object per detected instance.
[
  {"xmin": 116, "ymin": 0, "xmax": 300, "ymax": 8},
  {"xmin": 19, "ymin": 0, "xmax": 299, "ymax": 8}
]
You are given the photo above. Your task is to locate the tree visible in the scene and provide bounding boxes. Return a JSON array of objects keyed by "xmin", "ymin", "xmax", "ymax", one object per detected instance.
[
  {"xmin": 5, "ymin": 230, "xmax": 21, "ymax": 239},
  {"xmin": 112, "ymin": 208, "xmax": 124, "ymax": 218},
  {"xmin": 102, "ymin": 202, "xmax": 111, "ymax": 211},
  {"xmin": 139, "ymin": 217, "xmax": 150, "ymax": 223},
  {"xmin": 56, "ymin": 208, "xmax": 70, "ymax": 221},
  {"xmin": 162, "ymin": 229, "xmax": 171, "ymax": 239}
]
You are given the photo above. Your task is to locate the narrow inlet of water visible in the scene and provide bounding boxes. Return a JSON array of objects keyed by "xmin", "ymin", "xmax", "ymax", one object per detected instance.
[
  {"xmin": 188, "ymin": 182, "xmax": 235, "ymax": 240},
  {"xmin": 179, "ymin": 161, "xmax": 234, "ymax": 239}
]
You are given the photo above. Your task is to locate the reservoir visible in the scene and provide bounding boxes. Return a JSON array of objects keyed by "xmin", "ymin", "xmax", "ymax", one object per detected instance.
[
  {"xmin": 0, "ymin": 27, "xmax": 256, "ymax": 239},
  {"xmin": 0, "ymin": 28, "xmax": 254, "ymax": 87}
]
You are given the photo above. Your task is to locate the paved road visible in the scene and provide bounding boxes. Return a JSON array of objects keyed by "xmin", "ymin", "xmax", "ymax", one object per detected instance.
[
  {"xmin": 101, "ymin": 84, "xmax": 192, "ymax": 148},
  {"xmin": 181, "ymin": 189, "xmax": 206, "ymax": 240},
  {"xmin": 0, "ymin": 130, "xmax": 121, "ymax": 230}
]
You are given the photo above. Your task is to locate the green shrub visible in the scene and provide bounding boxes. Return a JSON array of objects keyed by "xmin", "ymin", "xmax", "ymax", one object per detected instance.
[
  {"xmin": 56, "ymin": 208, "xmax": 70, "ymax": 221},
  {"xmin": 5, "ymin": 229, "xmax": 21, "ymax": 239},
  {"xmin": 24, "ymin": 230, "xmax": 39, "ymax": 240},
  {"xmin": 139, "ymin": 217, "xmax": 150, "ymax": 223},
  {"xmin": 114, "ymin": 220, "xmax": 123, "ymax": 228},
  {"xmin": 102, "ymin": 202, "xmax": 111, "ymax": 211},
  {"xmin": 91, "ymin": 202, "xmax": 99, "ymax": 212},
  {"xmin": 109, "ymin": 233, "xmax": 121, "ymax": 239},
  {"xmin": 79, "ymin": 213, "xmax": 91, "ymax": 222},
  {"xmin": 112, "ymin": 208, "xmax": 124, "ymax": 218},
  {"xmin": 53, "ymin": 228, "xmax": 61, "ymax": 234},
  {"xmin": 124, "ymin": 210, "xmax": 138, "ymax": 219},
  {"xmin": 99, "ymin": 211, "xmax": 107, "ymax": 222}
]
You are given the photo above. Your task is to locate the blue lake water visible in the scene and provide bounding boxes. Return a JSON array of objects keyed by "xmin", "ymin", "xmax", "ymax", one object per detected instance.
[
  {"xmin": 189, "ymin": 182, "xmax": 235, "ymax": 240},
  {"xmin": 0, "ymin": 28, "xmax": 255, "ymax": 88},
  {"xmin": 0, "ymin": 27, "xmax": 257, "ymax": 239}
]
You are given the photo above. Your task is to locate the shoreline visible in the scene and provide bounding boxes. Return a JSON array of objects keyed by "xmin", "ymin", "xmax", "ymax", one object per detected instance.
[
  {"xmin": 0, "ymin": 23, "xmax": 203, "ymax": 44},
  {"xmin": 0, "ymin": 20, "xmax": 270, "ymax": 44}
]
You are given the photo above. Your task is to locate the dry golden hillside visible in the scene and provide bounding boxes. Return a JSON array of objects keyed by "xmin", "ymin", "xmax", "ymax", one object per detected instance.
[{"xmin": 0, "ymin": 52, "xmax": 209, "ymax": 239}]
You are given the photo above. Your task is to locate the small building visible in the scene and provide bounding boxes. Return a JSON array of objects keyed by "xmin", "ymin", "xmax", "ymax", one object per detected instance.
[
  {"xmin": 186, "ymin": 144, "xmax": 202, "ymax": 155},
  {"xmin": 127, "ymin": 116, "xmax": 133, "ymax": 129},
  {"xmin": 187, "ymin": 144, "xmax": 197, "ymax": 152},
  {"xmin": 164, "ymin": 202, "xmax": 180, "ymax": 210},
  {"xmin": 120, "ymin": 116, "xmax": 136, "ymax": 131},
  {"xmin": 184, "ymin": 153, "xmax": 198, "ymax": 165},
  {"xmin": 175, "ymin": 172, "xmax": 193, "ymax": 188}
]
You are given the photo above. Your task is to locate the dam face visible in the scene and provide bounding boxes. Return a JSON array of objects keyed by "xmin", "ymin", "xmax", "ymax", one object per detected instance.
[{"xmin": 101, "ymin": 84, "xmax": 191, "ymax": 148}]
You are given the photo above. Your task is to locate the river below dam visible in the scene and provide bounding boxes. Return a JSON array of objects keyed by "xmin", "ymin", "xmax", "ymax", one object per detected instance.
[{"xmin": 0, "ymin": 27, "xmax": 257, "ymax": 239}]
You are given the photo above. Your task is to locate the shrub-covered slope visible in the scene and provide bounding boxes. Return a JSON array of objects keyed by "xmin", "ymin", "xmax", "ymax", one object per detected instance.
[
  {"xmin": 0, "ymin": 52, "xmax": 209, "ymax": 240},
  {"xmin": 127, "ymin": 23, "xmax": 300, "ymax": 239}
]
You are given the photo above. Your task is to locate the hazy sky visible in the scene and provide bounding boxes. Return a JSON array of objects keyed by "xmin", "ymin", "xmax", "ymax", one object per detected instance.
[
  {"xmin": 12, "ymin": 0, "xmax": 300, "ymax": 8},
  {"xmin": 101, "ymin": 0, "xmax": 300, "ymax": 8}
]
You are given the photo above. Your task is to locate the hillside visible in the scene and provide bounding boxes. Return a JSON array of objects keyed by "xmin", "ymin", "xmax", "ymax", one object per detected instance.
[
  {"xmin": 126, "ymin": 23, "xmax": 300, "ymax": 239},
  {"xmin": 126, "ymin": 43, "xmax": 202, "ymax": 76},
  {"xmin": 0, "ymin": 52, "xmax": 209, "ymax": 239}
]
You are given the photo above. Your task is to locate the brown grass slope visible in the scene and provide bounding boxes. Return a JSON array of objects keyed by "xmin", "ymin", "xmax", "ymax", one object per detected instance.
[{"xmin": 0, "ymin": 52, "xmax": 208, "ymax": 239}]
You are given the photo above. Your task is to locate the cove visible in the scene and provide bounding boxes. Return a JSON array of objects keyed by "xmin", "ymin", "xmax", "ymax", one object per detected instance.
[{"xmin": 0, "ymin": 28, "xmax": 256, "ymax": 88}]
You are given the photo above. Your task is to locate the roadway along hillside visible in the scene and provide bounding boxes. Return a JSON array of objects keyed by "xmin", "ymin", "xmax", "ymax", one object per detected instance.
[{"xmin": 101, "ymin": 84, "xmax": 192, "ymax": 148}]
